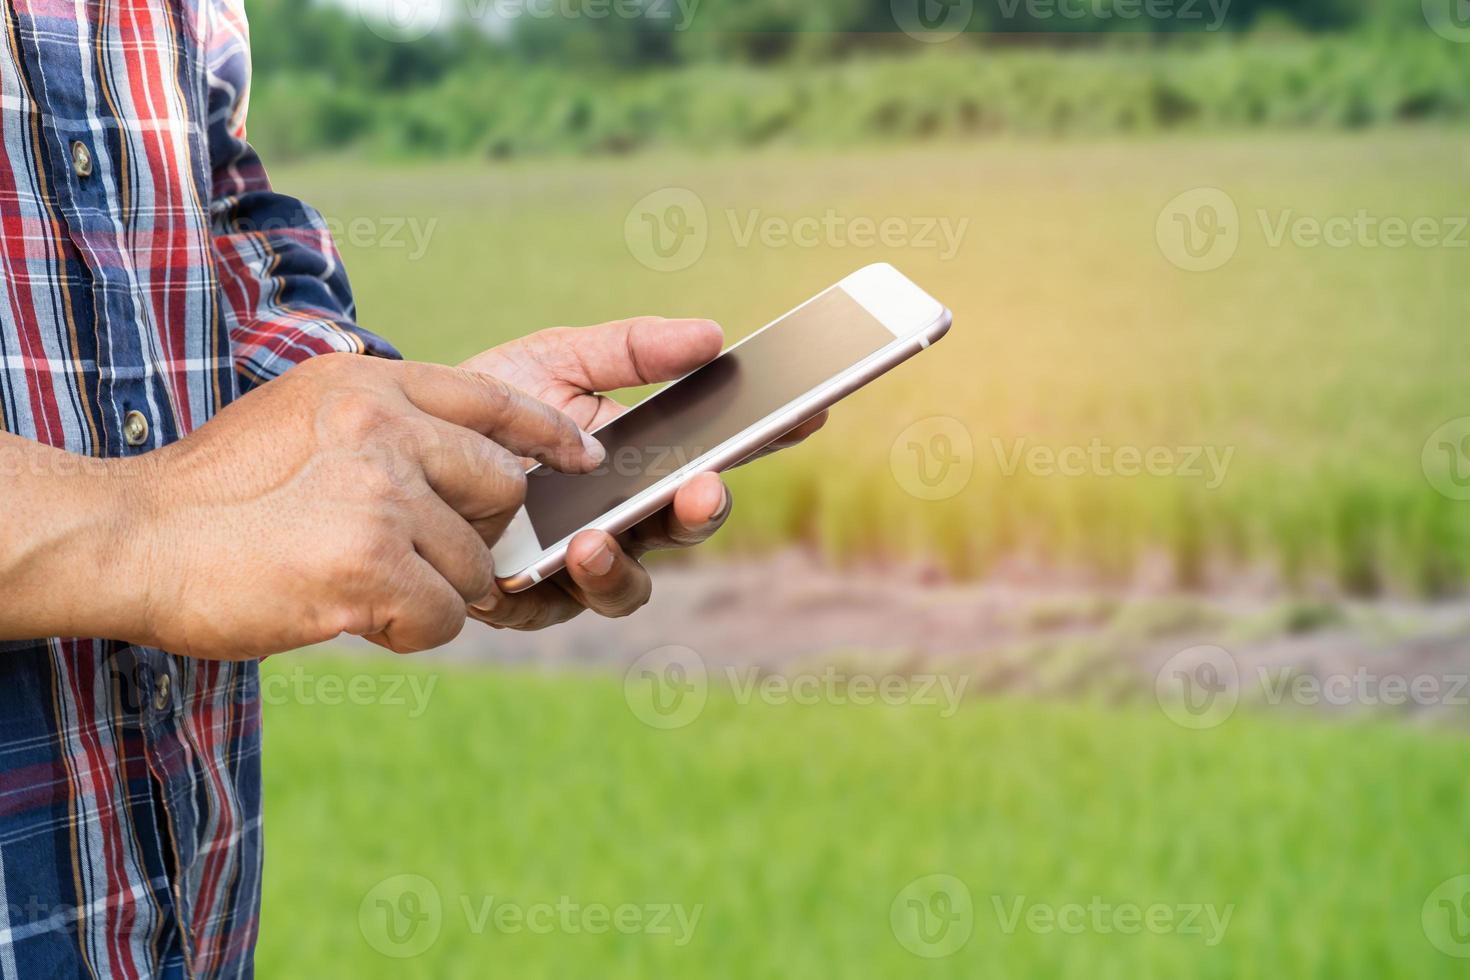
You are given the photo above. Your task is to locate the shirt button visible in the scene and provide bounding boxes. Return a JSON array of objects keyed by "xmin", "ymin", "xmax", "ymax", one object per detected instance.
[
  {"xmin": 153, "ymin": 673, "xmax": 171, "ymax": 712},
  {"xmin": 70, "ymin": 140, "xmax": 93, "ymax": 178},
  {"xmin": 123, "ymin": 410, "xmax": 149, "ymax": 447}
]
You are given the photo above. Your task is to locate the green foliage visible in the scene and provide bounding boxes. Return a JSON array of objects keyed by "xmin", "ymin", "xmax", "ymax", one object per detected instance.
[
  {"xmin": 259, "ymin": 657, "xmax": 1470, "ymax": 978},
  {"xmin": 248, "ymin": 34, "xmax": 1470, "ymax": 162},
  {"xmin": 247, "ymin": 0, "xmax": 1426, "ymax": 86}
]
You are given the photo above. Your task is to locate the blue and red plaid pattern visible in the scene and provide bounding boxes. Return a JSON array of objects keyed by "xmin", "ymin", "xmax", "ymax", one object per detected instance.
[{"xmin": 0, "ymin": 2, "xmax": 396, "ymax": 975}]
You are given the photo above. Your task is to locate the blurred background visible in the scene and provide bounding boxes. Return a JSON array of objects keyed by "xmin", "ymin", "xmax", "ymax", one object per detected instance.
[{"xmin": 246, "ymin": 1, "xmax": 1470, "ymax": 976}]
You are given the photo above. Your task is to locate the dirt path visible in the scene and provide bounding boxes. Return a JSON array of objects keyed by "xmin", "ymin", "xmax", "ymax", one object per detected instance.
[{"xmin": 351, "ymin": 550, "xmax": 1470, "ymax": 726}]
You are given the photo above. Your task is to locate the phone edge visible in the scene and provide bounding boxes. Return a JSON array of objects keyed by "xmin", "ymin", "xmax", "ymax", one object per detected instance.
[{"xmin": 494, "ymin": 303, "xmax": 954, "ymax": 593}]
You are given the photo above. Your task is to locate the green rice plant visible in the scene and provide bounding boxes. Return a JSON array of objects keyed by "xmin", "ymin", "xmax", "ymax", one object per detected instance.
[
  {"xmin": 276, "ymin": 128, "xmax": 1470, "ymax": 595},
  {"xmin": 259, "ymin": 656, "xmax": 1470, "ymax": 979}
]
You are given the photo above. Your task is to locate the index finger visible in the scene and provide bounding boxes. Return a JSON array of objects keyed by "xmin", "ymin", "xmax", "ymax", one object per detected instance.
[{"xmin": 392, "ymin": 361, "xmax": 604, "ymax": 472}]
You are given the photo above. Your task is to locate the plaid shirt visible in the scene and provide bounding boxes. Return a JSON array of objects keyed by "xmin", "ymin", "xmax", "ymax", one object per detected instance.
[{"xmin": 0, "ymin": 1, "xmax": 396, "ymax": 975}]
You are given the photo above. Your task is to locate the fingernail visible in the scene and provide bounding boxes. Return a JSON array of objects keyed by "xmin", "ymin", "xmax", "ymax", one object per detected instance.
[
  {"xmin": 705, "ymin": 487, "xmax": 733, "ymax": 528},
  {"xmin": 579, "ymin": 541, "xmax": 616, "ymax": 577},
  {"xmin": 582, "ymin": 431, "xmax": 606, "ymax": 465}
]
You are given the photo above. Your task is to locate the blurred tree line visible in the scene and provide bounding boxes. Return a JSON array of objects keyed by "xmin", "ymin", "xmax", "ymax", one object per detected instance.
[
  {"xmin": 242, "ymin": 0, "xmax": 1460, "ymax": 160},
  {"xmin": 248, "ymin": 0, "xmax": 1419, "ymax": 79}
]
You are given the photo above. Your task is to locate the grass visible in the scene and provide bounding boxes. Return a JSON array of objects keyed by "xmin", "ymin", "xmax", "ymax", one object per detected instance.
[
  {"xmin": 258, "ymin": 655, "xmax": 1470, "ymax": 978},
  {"xmin": 275, "ymin": 129, "xmax": 1470, "ymax": 594}
]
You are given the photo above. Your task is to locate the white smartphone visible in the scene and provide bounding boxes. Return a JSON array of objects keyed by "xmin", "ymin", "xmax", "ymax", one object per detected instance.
[{"xmin": 492, "ymin": 262, "xmax": 953, "ymax": 592}]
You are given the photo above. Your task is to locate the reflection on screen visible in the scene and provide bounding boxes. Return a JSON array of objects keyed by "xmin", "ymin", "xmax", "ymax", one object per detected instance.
[{"xmin": 523, "ymin": 287, "xmax": 894, "ymax": 545}]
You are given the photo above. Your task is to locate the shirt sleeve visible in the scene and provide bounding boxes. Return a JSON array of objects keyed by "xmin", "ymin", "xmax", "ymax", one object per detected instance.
[{"xmin": 203, "ymin": 1, "xmax": 400, "ymax": 392}]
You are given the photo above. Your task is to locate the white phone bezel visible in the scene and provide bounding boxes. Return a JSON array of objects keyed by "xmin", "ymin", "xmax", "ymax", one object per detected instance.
[{"xmin": 491, "ymin": 262, "xmax": 951, "ymax": 591}]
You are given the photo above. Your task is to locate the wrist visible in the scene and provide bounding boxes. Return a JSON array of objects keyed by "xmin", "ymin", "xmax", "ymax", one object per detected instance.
[
  {"xmin": 89, "ymin": 451, "xmax": 176, "ymax": 647},
  {"xmin": 36, "ymin": 452, "xmax": 169, "ymax": 646},
  {"xmin": 0, "ymin": 437, "xmax": 167, "ymax": 644}
]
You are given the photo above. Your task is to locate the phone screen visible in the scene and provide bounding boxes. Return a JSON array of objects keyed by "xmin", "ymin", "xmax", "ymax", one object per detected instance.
[{"xmin": 522, "ymin": 286, "xmax": 895, "ymax": 546}]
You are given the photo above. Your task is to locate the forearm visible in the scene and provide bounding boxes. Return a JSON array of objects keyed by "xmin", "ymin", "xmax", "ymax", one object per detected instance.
[{"xmin": 0, "ymin": 433, "xmax": 156, "ymax": 644}]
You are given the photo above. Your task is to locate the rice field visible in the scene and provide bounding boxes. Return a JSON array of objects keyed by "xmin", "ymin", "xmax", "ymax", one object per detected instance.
[
  {"xmin": 257, "ymin": 655, "xmax": 1470, "ymax": 978},
  {"xmin": 277, "ymin": 129, "xmax": 1470, "ymax": 593}
]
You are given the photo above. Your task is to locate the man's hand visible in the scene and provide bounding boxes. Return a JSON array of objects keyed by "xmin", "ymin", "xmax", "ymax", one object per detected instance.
[
  {"xmin": 128, "ymin": 353, "xmax": 603, "ymax": 660},
  {"xmin": 459, "ymin": 317, "xmax": 827, "ymax": 630}
]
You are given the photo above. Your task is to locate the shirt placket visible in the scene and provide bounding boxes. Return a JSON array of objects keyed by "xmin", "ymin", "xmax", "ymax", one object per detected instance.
[{"xmin": 50, "ymin": 113, "xmax": 167, "ymax": 464}]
